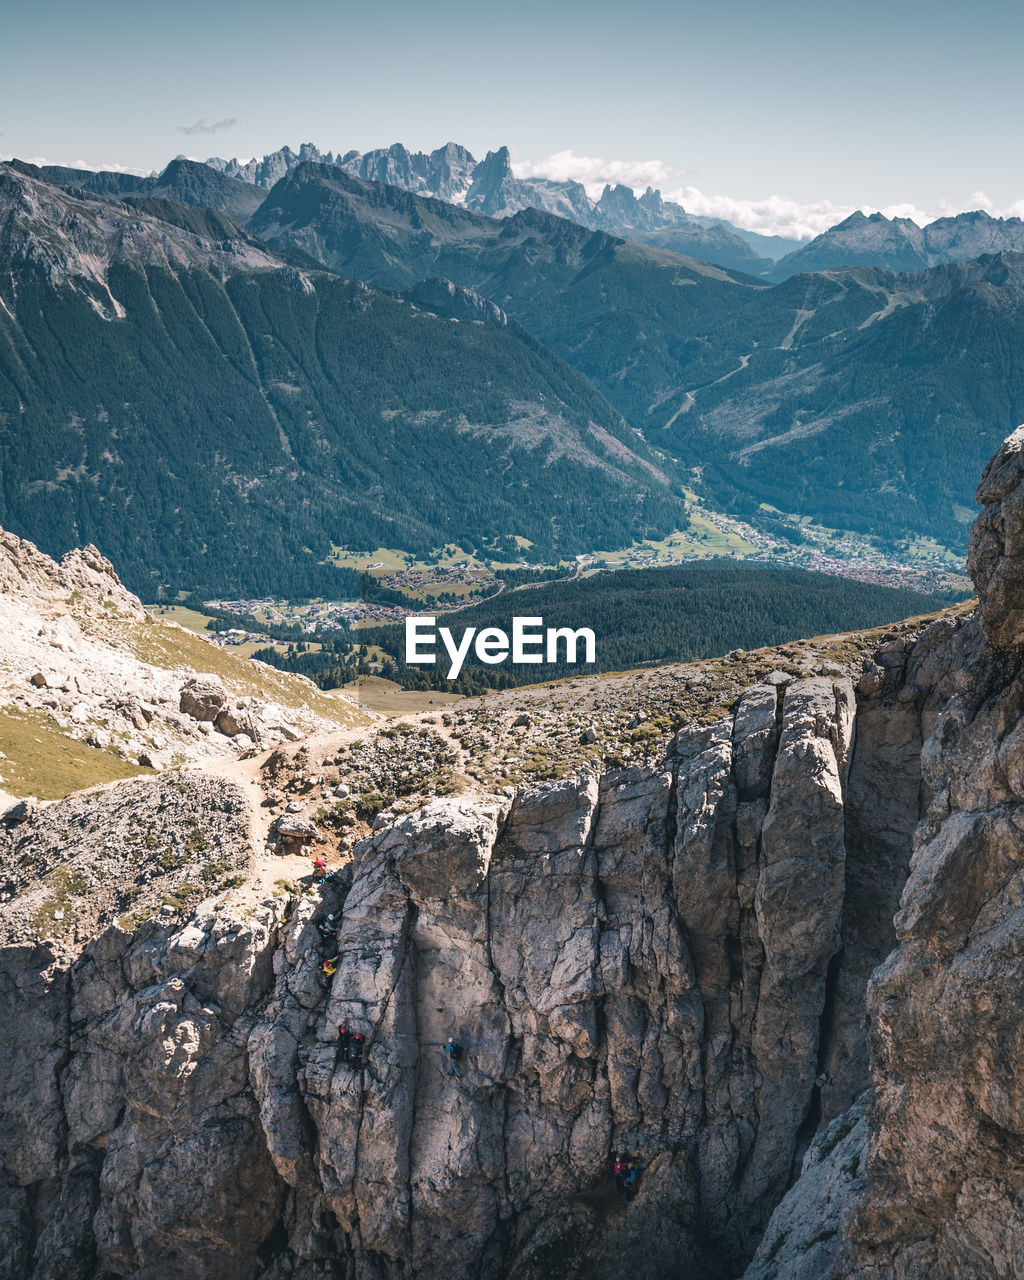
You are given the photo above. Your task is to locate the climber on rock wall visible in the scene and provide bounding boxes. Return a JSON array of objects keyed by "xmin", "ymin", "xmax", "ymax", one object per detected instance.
[{"xmin": 443, "ymin": 1037, "xmax": 463, "ymax": 1077}]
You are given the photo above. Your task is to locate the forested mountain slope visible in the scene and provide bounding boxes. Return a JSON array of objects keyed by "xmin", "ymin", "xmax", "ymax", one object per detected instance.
[
  {"xmin": 0, "ymin": 163, "xmax": 684, "ymax": 596},
  {"xmin": 247, "ymin": 164, "xmax": 1024, "ymax": 549}
]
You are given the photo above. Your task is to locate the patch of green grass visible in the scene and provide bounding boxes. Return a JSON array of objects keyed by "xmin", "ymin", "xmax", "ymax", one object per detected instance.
[
  {"xmin": 0, "ymin": 706, "xmax": 152, "ymax": 801},
  {"xmin": 157, "ymin": 846, "xmax": 189, "ymax": 873},
  {"xmin": 161, "ymin": 886, "xmax": 203, "ymax": 914},
  {"xmin": 356, "ymin": 792, "xmax": 386, "ymax": 822},
  {"xmin": 185, "ymin": 828, "xmax": 210, "ymax": 854},
  {"xmin": 117, "ymin": 907, "xmax": 154, "ymax": 931},
  {"xmin": 147, "ymin": 605, "xmax": 218, "ymax": 634},
  {"xmin": 200, "ymin": 855, "xmax": 233, "ymax": 883},
  {"xmin": 28, "ymin": 866, "xmax": 90, "ymax": 935},
  {"xmin": 116, "ymin": 616, "xmax": 372, "ymax": 729}
]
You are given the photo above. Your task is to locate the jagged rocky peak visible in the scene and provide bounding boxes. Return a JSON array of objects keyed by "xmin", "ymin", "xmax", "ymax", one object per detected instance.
[
  {"xmin": 772, "ymin": 207, "xmax": 1024, "ymax": 278},
  {"xmin": 464, "ymin": 144, "xmax": 524, "ymax": 216},
  {"xmin": 595, "ymin": 181, "xmax": 658, "ymax": 228},
  {"xmin": 206, "ymin": 142, "xmax": 339, "ymax": 189},
  {"xmin": 967, "ymin": 422, "xmax": 1024, "ymax": 648},
  {"xmin": 638, "ymin": 185, "xmax": 665, "ymax": 215},
  {"xmin": 342, "ymin": 141, "xmax": 478, "ymax": 203},
  {"xmin": 0, "ymin": 525, "xmax": 143, "ymax": 620}
]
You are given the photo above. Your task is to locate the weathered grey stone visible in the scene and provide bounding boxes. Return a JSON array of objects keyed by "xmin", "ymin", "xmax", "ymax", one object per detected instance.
[
  {"xmin": 273, "ymin": 816, "xmax": 319, "ymax": 841},
  {"xmin": 179, "ymin": 677, "xmax": 228, "ymax": 722},
  {"xmin": 743, "ymin": 1101, "xmax": 866, "ymax": 1280},
  {"xmin": 969, "ymin": 423, "xmax": 1024, "ymax": 648},
  {"xmin": 9, "ymin": 431, "xmax": 1024, "ymax": 1280}
]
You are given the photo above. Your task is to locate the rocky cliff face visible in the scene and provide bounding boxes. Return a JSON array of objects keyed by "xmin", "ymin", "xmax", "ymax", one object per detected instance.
[
  {"xmin": 0, "ymin": 643, "xmax": 941, "ymax": 1278},
  {"xmin": 0, "ymin": 163, "xmax": 280, "ymax": 302},
  {"xmin": 0, "ymin": 667, "xmax": 872, "ymax": 1279},
  {"xmin": 747, "ymin": 425, "xmax": 1024, "ymax": 1279},
  {"xmin": 5, "ymin": 435, "xmax": 1024, "ymax": 1278}
]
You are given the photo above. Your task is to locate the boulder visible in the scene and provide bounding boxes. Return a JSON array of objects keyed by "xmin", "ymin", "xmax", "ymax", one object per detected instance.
[
  {"xmin": 273, "ymin": 816, "xmax": 319, "ymax": 842},
  {"xmin": 215, "ymin": 705, "xmax": 258, "ymax": 740},
  {"xmin": 2, "ymin": 796, "xmax": 37, "ymax": 826},
  {"xmin": 179, "ymin": 677, "xmax": 227, "ymax": 723}
]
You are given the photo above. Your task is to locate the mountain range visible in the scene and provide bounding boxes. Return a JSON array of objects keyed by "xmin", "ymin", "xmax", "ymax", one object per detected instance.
[
  {"xmin": 773, "ymin": 208, "xmax": 1024, "ymax": 276},
  {"xmin": 241, "ymin": 161, "xmax": 1024, "ymax": 548},
  {"xmin": 0, "ymin": 162, "xmax": 683, "ymax": 596},
  {"xmin": 204, "ymin": 141, "xmax": 1024, "ymax": 281},
  {"xmin": 203, "ymin": 141, "xmax": 793, "ymax": 275},
  {"xmin": 4, "ymin": 143, "xmax": 1024, "ymax": 592}
]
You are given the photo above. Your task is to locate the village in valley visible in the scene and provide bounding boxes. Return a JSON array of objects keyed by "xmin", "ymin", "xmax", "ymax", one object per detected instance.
[{"xmin": 197, "ymin": 502, "xmax": 968, "ymax": 639}]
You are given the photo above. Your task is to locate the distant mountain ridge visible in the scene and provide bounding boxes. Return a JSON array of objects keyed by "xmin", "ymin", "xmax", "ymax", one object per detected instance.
[
  {"xmin": 32, "ymin": 142, "xmax": 1024, "ymax": 284},
  {"xmin": 243, "ymin": 160, "xmax": 1024, "ymax": 549},
  {"xmin": 771, "ymin": 208, "xmax": 1024, "ymax": 277},
  {"xmin": 205, "ymin": 140, "xmax": 794, "ymax": 273},
  {"xmin": 0, "ymin": 161, "xmax": 684, "ymax": 595},
  {"xmin": 37, "ymin": 156, "xmax": 265, "ymax": 224}
]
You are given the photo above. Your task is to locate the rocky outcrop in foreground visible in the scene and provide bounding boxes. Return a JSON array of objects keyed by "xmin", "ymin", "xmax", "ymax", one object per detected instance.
[
  {"xmin": 748, "ymin": 425, "xmax": 1024, "ymax": 1279},
  {"xmin": 0, "ymin": 652, "xmax": 939, "ymax": 1277},
  {"xmin": 0, "ymin": 526, "xmax": 365, "ymax": 799},
  {"xmin": 6, "ymin": 431, "xmax": 1024, "ymax": 1278}
]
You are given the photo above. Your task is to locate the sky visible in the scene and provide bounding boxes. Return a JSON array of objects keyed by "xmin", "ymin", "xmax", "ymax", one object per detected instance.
[{"xmin": 3, "ymin": 0, "xmax": 1023, "ymax": 239}]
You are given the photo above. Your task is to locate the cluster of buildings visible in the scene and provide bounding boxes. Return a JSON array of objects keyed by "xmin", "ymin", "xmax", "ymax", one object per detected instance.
[
  {"xmin": 377, "ymin": 562, "xmax": 494, "ymax": 594},
  {"xmin": 208, "ymin": 627, "xmax": 273, "ymax": 647},
  {"xmin": 207, "ymin": 597, "xmax": 409, "ymax": 634}
]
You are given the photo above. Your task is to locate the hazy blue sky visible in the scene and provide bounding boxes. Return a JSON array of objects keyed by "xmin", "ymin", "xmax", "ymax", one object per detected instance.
[{"xmin": 3, "ymin": 0, "xmax": 1022, "ymax": 236}]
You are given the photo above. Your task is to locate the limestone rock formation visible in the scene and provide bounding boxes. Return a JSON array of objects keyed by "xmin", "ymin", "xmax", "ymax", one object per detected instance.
[
  {"xmin": 744, "ymin": 425, "xmax": 1024, "ymax": 1278},
  {"xmin": 8, "ymin": 433, "xmax": 1024, "ymax": 1276},
  {"xmin": 180, "ymin": 677, "xmax": 229, "ymax": 722},
  {"xmin": 967, "ymin": 422, "xmax": 1024, "ymax": 647},
  {"xmin": 403, "ymin": 277, "xmax": 508, "ymax": 327},
  {"xmin": 0, "ymin": 668, "xmax": 892, "ymax": 1279},
  {"xmin": 0, "ymin": 525, "xmax": 364, "ymax": 794}
]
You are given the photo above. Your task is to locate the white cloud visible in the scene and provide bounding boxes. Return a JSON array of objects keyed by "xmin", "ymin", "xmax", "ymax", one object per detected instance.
[
  {"xmin": 662, "ymin": 187, "xmax": 846, "ymax": 240},
  {"xmin": 514, "ymin": 151, "xmax": 1024, "ymax": 241},
  {"xmin": 666, "ymin": 191, "xmax": 936, "ymax": 240},
  {"xmin": 514, "ymin": 149, "xmax": 678, "ymax": 198},
  {"xmin": 0, "ymin": 155, "xmax": 154, "ymax": 175},
  {"xmin": 177, "ymin": 117, "xmax": 238, "ymax": 136}
]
